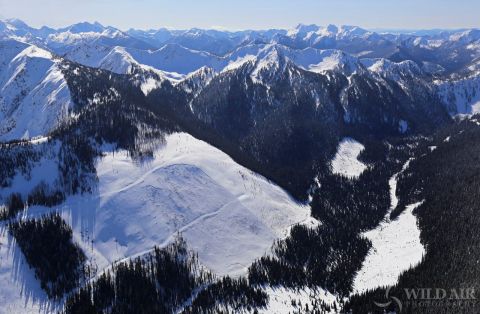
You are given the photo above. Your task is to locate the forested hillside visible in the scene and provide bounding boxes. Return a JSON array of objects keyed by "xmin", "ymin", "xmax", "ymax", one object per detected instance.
[{"xmin": 347, "ymin": 118, "xmax": 480, "ymax": 313}]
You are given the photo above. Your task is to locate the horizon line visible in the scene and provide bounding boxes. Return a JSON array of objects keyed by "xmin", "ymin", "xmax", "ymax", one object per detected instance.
[{"xmin": 1, "ymin": 17, "xmax": 479, "ymax": 34}]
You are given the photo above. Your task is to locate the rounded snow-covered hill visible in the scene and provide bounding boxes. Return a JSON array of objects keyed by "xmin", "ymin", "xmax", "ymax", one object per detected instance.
[{"xmin": 0, "ymin": 132, "xmax": 313, "ymax": 312}]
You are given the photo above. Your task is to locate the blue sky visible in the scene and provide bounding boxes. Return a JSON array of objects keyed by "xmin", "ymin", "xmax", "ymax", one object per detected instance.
[{"xmin": 0, "ymin": 0, "xmax": 477, "ymax": 30}]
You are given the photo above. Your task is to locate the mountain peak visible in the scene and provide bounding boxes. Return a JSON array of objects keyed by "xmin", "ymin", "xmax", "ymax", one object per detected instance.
[
  {"xmin": 295, "ymin": 24, "xmax": 320, "ymax": 33},
  {"xmin": 325, "ymin": 24, "xmax": 339, "ymax": 33},
  {"xmin": 64, "ymin": 21, "xmax": 106, "ymax": 34},
  {"xmin": 5, "ymin": 18, "xmax": 30, "ymax": 29},
  {"xmin": 290, "ymin": 24, "xmax": 320, "ymax": 36},
  {"xmin": 249, "ymin": 45, "xmax": 292, "ymax": 84}
]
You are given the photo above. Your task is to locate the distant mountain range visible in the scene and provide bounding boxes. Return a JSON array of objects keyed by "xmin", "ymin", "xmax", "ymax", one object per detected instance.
[{"xmin": 1, "ymin": 19, "xmax": 479, "ymax": 141}]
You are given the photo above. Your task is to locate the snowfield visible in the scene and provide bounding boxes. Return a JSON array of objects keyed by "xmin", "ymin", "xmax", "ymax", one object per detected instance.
[
  {"xmin": 5, "ymin": 132, "xmax": 311, "ymax": 279},
  {"xmin": 352, "ymin": 159, "xmax": 424, "ymax": 295},
  {"xmin": 0, "ymin": 132, "xmax": 313, "ymax": 312},
  {"xmin": 352, "ymin": 201, "xmax": 425, "ymax": 295},
  {"xmin": 331, "ymin": 137, "xmax": 367, "ymax": 178},
  {"xmin": 87, "ymin": 133, "xmax": 312, "ymax": 277},
  {"xmin": 259, "ymin": 286, "xmax": 338, "ymax": 314}
]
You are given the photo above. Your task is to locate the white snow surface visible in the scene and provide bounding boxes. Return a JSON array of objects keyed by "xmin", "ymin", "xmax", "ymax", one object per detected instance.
[
  {"xmin": 0, "ymin": 41, "xmax": 73, "ymax": 140},
  {"xmin": 435, "ymin": 75, "xmax": 480, "ymax": 115},
  {"xmin": 387, "ymin": 159, "xmax": 412, "ymax": 214},
  {"xmin": 331, "ymin": 137, "xmax": 367, "ymax": 178},
  {"xmin": 299, "ymin": 49, "xmax": 358, "ymax": 74},
  {"xmin": 352, "ymin": 159, "xmax": 424, "ymax": 295},
  {"xmin": 204, "ymin": 285, "xmax": 338, "ymax": 314},
  {"xmin": 352, "ymin": 201, "xmax": 425, "ymax": 295},
  {"xmin": 14, "ymin": 133, "xmax": 310, "ymax": 280},
  {"xmin": 0, "ymin": 132, "xmax": 313, "ymax": 312},
  {"xmin": 60, "ymin": 40, "xmax": 417, "ymax": 85},
  {"xmin": 63, "ymin": 43, "xmax": 222, "ymax": 76},
  {"xmin": 62, "ymin": 44, "xmax": 185, "ymax": 90},
  {"xmin": 258, "ymin": 286, "xmax": 338, "ymax": 314}
]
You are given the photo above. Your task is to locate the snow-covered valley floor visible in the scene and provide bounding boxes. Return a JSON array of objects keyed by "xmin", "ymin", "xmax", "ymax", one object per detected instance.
[
  {"xmin": 352, "ymin": 201, "xmax": 425, "ymax": 295},
  {"xmin": 259, "ymin": 286, "xmax": 338, "ymax": 314},
  {"xmin": 352, "ymin": 159, "xmax": 425, "ymax": 295},
  {"xmin": 331, "ymin": 137, "xmax": 367, "ymax": 178}
]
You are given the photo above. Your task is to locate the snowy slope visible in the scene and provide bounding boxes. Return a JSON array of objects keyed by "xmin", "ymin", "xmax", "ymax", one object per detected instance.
[
  {"xmin": 0, "ymin": 41, "xmax": 73, "ymax": 141},
  {"xmin": 63, "ymin": 43, "xmax": 223, "ymax": 76},
  {"xmin": 126, "ymin": 44, "xmax": 223, "ymax": 75},
  {"xmin": 435, "ymin": 75, "xmax": 480, "ymax": 115},
  {"xmin": 352, "ymin": 201, "xmax": 425, "ymax": 295},
  {"xmin": 259, "ymin": 286, "xmax": 338, "ymax": 314},
  {"xmin": 361, "ymin": 58, "xmax": 423, "ymax": 79},
  {"xmin": 0, "ymin": 147, "xmax": 58, "ymax": 200},
  {"xmin": 95, "ymin": 46, "xmax": 185, "ymax": 95},
  {"xmin": 0, "ymin": 132, "xmax": 313, "ymax": 311},
  {"xmin": 44, "ymin": 23, "xmax": 153, "ymax": 54},
  {"xmin": 178, "ymin": 66, "xmax": 217, "ymax": 96},
  {"xmin": 9, "ymin": 133, "xmax": 310, "ymax": 280},
  {"xmin": 330, "ymin": 137, "xmax": 367, "ymax": 178},
  {"xmin": 227, "ymin": 44, "xmax": 360, "ymax": 75},
  {"xmin": 286, "ymin": 24, "xmax": 372, "ymax": 42},
  {"xmin": 352, "ymin": 159, "xmax": 424, "ymax": 295},
  {"xmin": 60, "ymin": 44, "xmax": 186, "ymax": 96},
  {"xmin": 61, "ymin": 40, "xmax": 411, "ymax": 82},
  {"xmin": 62, "ymin": 44, "xmax": 184, "ymax": 82},
  {"xmin": 289, "ymin": 48, "xmax": 359, "ymax": 74},
  {"xmin": 61, "ymin": 44, "xmax": 114, "ymax": 70}
]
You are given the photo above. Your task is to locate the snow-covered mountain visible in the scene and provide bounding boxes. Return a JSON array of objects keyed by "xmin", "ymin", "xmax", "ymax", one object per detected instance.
[
  {"xmin": 434, "ymin": 57, "xmax": 480, "ymax": 115},
  {"xmin": 1, "ymin": 19, "xmax": 478, "ymax": 117},
  {"xmin": 121, "ymin": 43, "xmax": 223, "ymax": 74},
  {"xmin": 190, "ymin": 43, "xmax": 446, "ymax": 136},
  {"xmin": 435, "ymin": 74, "xmax": 480, "ymax": 115},
  {"xmin": 46, "ymin": 27, "xmax": 154, "ymax": 55},
  {"xmin": 2, "ymin": 19, "xmax": 479, "ymax": 74},
  {"xmin": 0, "ymin": 40, "xmax": 73, "ymax": 140},
  {"xmin": 126, "ymin": 27, "xmax": 286, "ymax": 55},
  {"xmin": 0, "ymin": 130, "xmax": 315, "ymax": 312},
  {"xmin": 59, "ymin": 40, "xmax": 429, "ymax": 86},
  {"xmin": 276, "ymin": 24, "xmax": 396, "ymax": 58},
  {"xmin": 0, "ymin": 20, "xmax": 153, "ymax": 53}
]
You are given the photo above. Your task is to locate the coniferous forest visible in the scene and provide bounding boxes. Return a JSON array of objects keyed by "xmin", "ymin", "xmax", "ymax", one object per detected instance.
[
  {"xmin": 347, "ymin": 118, "xmax": 480, "ymax": 313},
  {"xmin": 64, "ymin": 236, "xmax": 269, "ymax": 314},
  {"xmin": 9, "ymin": 213, "xmax": 87, "ymax": 299},
  {"xmin": 248, "ymin": 138, "xmax": 415, "ymax": 298}
]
